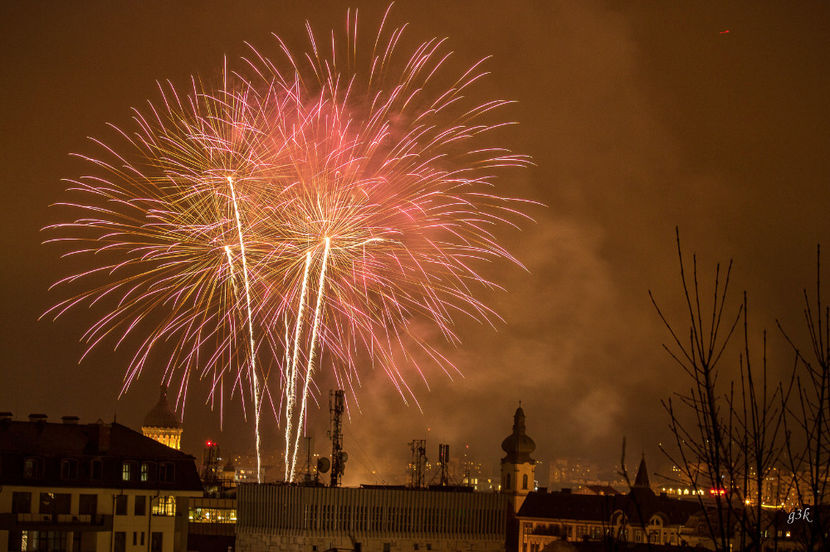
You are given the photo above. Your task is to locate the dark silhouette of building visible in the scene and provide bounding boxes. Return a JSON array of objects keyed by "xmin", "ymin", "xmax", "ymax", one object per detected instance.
[
  {"xmin": 0, "ymin": 413, "xmax": 202, "ymax": 552},
  {"xmin": 516, "ymin": 456, "xmax": 701, "ymax": 550},
  {"xmin": 501, "ymin": 405, "xmax": 536, "ymax": 514}
]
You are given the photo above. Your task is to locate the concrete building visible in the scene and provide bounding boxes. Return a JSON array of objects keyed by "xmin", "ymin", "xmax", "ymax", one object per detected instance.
[
  {"xmin": 0, "ymin": 413, "xmax": 202, "ymax": 552},
  {"xmin": 141, "ymin": 387, "xmax": 183, "ymax": 451},
  {"xmin": 236, "ymin": 485, "xmax": 507, "ymax": 552}
]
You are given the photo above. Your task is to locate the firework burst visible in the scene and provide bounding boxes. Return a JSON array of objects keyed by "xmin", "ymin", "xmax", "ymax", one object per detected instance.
[{"xmin": 45, "ymin": 6, "xmax": 533, "ymax": 483}]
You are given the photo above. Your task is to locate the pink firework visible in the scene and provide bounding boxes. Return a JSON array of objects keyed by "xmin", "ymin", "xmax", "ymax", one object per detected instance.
[{"xmin": 45, "ymin": 6, "xmax": 533, "ymax": 482}]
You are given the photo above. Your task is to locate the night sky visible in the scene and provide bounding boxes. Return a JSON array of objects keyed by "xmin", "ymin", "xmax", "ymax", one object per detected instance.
[{"xmin": 2, "ymin": 2, "xmax": 829, "ymax": 486}]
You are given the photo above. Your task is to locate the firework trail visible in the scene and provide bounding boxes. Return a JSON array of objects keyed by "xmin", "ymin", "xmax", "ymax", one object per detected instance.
[
  {"xmin": 225, "ymin": 176, "xmax": 261, "ymax": 482},
  {"xmin": 239, "ymin": 6, "xmax": 534, "ymax": 480},
  {"xmin": 45, "ymin": 6, "xmax": 533, "ymax": 483},
  {"xmin": 43, "ymin": 72, "xmax": 272, "ymax": 481}
]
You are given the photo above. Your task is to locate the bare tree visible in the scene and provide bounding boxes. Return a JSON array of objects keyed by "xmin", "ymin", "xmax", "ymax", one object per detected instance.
[
  {"xmin": 777, "ymin": 246, "xmax": 830, "ymax": 552},
  {"xmin": 650, "ymin": 231, "xmax": 792, "ymax": 551}
]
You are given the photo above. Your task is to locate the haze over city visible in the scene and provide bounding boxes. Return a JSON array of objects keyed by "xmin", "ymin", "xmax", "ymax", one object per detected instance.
[{"xmin": 2, "ymin": 1, "xmax": 829, "ymax": 490}]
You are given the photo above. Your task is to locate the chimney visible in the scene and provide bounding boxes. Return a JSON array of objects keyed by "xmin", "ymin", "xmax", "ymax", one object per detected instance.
[
  {"xmin": 62, "ymin": 416, "xmax": 80, "ymax": 425},
  {"xmin": 28, "ymin": 413, "xmax": 47, "ymax": 423},
  {"xmin": 0, "ymin": 412, "xmax": 12, "ymax": 421}
]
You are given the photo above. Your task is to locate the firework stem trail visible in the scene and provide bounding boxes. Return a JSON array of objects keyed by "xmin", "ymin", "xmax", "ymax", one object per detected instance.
[
  {"xmin": 284, "ymin": 251, "xmax": 313, "ymax": 481},
  {"xmin": 226, "ymin": 176, "xmax": 261, "ymax": 484},
  {"xmin": 289, "ymin": 236, "xmax": 331, "ymax": 481}
]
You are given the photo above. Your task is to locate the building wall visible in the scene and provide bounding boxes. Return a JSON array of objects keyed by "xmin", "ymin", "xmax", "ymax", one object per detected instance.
[
  {"xmin": 0, "ymin": 485, "xmax": 199, "ymax": 552},
  {"xmin": 141, "ymin": 428, "xmax": 182, "ymax": 451},
  {"xmin": 238, "ymin": 532, "xmax": 503, "ymax": 552},
  {"xmin": 501, "ymin": 463, "xmax": 534, "ymax": 514},
  {"xmin": 237, "ymin": 485, "xmax": 507, "ymax": 552}
]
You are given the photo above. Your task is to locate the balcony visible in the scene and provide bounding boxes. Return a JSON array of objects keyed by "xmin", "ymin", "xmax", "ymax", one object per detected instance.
[{"xmin": 0, "ymin": 513, "xmax": 113, "ymax": 532}]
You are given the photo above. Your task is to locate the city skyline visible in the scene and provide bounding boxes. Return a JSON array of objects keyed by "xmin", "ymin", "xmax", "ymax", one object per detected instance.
[{"xmin": 2, "ymin": 1, "xmax": 829, "ymax": 489}]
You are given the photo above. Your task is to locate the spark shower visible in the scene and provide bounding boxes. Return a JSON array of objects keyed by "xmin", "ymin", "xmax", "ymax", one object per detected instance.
[{"xmin": 43, "ymin": 6, "xmax": 532, "ymax": 482}]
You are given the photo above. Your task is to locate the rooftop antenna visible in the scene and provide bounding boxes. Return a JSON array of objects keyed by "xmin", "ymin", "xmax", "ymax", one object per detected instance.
[
  {"xmin": 328, "ymin": 390, "xmax": 347, "ymax": 487},
  {"xmin": 408, "ymin": 439, "xmax": 427, "ymax": 488},
  {"xmin": 438, "ymin": 443, "xmax": 450, "ymax": 486}
]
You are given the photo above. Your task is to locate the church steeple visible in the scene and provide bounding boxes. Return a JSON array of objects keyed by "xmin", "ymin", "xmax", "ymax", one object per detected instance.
[
  {"xmin": 501, "ymin": 403, "xmax": 536, "ymax": 514},
  {"xmin": 501, "ymin": 406, "xmax": 536, "ymax": 464},
  {"xmin": 633, "ymin": 453, "xmax": 650, "ymax": 489}
]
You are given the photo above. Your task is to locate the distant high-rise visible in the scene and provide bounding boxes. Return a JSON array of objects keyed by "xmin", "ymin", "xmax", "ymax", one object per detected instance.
[
  {"xmin": 141, "ymin": 385, "xmax": 182, "ymax": 450},
  {"xmin": 501, "ymin": 405, "xmax": 536, "ymax": 513}
]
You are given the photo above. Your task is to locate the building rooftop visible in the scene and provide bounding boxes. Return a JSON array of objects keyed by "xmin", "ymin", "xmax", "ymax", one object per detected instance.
[
  {"xmin": 0, "ymin": 415, "xmax": 201, "ymax": 491},
  {"xmin": 143, "ymin": 385, "xmax": 181, "ymax": 429},
  {"xmin": 519, "ymin": 487, "xmax": 700, "ymax": 526},
  {"xmin": 501, "ymin": 406, "xmax": 536, "ymax": 464}
]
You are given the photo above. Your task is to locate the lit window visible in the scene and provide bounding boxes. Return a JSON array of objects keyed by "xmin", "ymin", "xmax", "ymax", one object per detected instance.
[
  {"xmin": 141, "ymin": 463, "xmax": 149, "ymax": 482},
  {"xmin": 152, "ymin": 496, "xmax": 176, "ymax": 516},
  {"xmin": 122, "ymin": 462, "xmax": 132, "ymax": 481}
]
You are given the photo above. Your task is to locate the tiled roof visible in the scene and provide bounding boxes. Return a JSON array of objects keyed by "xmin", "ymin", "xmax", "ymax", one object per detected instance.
[
  {"xmin": 0, "ymin": 419, "xmax": 202, "ymax": 491},
  {"xmin": 518, "ymin": 489, "xmax": 701, "ymax": 526}
]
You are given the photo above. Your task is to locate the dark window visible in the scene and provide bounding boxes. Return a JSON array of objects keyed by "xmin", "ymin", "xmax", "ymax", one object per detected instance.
[
  {"xmin": 426, "ymin": 546, "xmax": 431, "ymax": 551},
  {"xmin": 114, "ymin": 532, "xmax": 126, "ymax": 552},
  {"xmin": 12, "ymin": 492, "xmax": 31, "ymax": 514},
  {"xmin": 523, "ymin": 474, "xmax": 528, "ymax": 490},
  {"xmin": 135, "ymin": 496, "xmax": 146, "ymax": 516},
  {"xmin": 505, "ymin": 472, "xmax": 511, "ymax": 490},
  {"xmin": 141, "ymin": 533, "xmax": 145, "ymax": 546},
  {"xmin": 133, "ymin": 532, "xmax": 137, "ymax": 546},
  {"xmin": 61, "ymin": 459, "xmax": 79, "ymax": 480},
  {"xmin": 23, "ymin": 457, "xmax": 42, "ymax": 479},
  {"xmin": 383, "ymin": 544, "xmax": 391, "ymax": 552},
  {"xmin": 39, "ymin": 493, "xmax": 52, "ymax": 514},
  {"xmin": 90, "ymin": 459, "xmax": 103, "ymax": 480},
  {"xmin": 54, "ymin": 494, "xmax": 71, "ymax": 515},
  {"xmin": 159, "ymin": 462, "xmax": 175, "ymax": 483},
  {"xmin": 39, "ymin": 493, "xmax": 70, "ymax": 515},
  {"xmin": 354, "ymin": 543, "xmax": 362, "ymax": 552},
  {"xmin": 414, "ymin": 545, "xmax": 419, "ymax": 551},
  {"xmin": 79, "ymin": 494, "xmax": 98, "ymax": 516},
  {"xmin": 115, "ymin": 495, "xmax": 128, "ymax": 516},
  {"xmin": 151, "ymin": 532, "xmax": 163, "ymax": 552}
]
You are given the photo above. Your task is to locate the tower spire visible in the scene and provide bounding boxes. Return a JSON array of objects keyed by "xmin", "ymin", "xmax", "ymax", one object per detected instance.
[{"xmin": 633, "ymin": 453, "xmax": 650, "ymax": 489}]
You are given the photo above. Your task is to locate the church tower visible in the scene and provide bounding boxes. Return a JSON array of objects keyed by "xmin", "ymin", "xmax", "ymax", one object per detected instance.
[
  {"xmin": 501, "ymin": 404, "xmax": 536, "ymax": 513},
  {"xmin": 141, "ymin": 385, "xmax": 183, "ymax": 450}
]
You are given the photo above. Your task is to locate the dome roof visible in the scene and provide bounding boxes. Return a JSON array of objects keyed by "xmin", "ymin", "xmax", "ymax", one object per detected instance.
[
  {"xmin": 143, "ymin": 386, "xmax": 181, "ymax": 429},
  {"xmin": 501, "ymin": 406, "xmax": 535, "ymax": 464}
]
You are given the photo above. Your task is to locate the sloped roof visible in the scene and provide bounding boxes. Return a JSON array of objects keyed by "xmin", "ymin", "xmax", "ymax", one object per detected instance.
[
  {"xmin": 518, "ymin": 489, "xmax": 701, "ymax": 526},
  {"xmin": 633, "ymin": 454, "xmax": 650, "ymax": 488},
  {"xmin": 143, "ymin": 386, "xmax": 181, "ymax": 429},
  {"xmin": 0, "ymin": 419, "xmax": 201, "ymax": 491}
]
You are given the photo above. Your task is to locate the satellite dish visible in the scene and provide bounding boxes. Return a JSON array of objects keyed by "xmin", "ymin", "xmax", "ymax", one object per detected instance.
[
  {"xmin": 317, "ymin": 457, "xmax": 331, "ymax": 473},
  {"xmin": 340, "ymin": 451, "xmax": 348, "ymax": 463}
]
